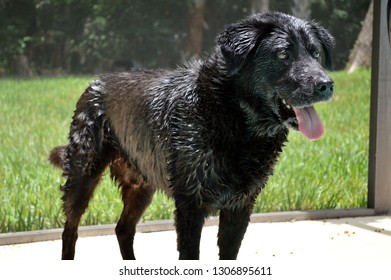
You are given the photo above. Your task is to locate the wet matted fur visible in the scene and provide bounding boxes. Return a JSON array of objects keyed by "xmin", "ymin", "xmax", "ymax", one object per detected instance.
[{"xmin": 50, "ymin": 12, "xmax": 335, "ymax": 260}]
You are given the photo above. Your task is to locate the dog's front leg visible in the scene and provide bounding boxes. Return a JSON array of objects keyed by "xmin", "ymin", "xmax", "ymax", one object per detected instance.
[
  {"xmin": 217, "ymin": 207, "xmax": 252, "ymax": 260},
  {"xmin": 174, "ymin": 196, "xmax": 207, "ymax": 260}
]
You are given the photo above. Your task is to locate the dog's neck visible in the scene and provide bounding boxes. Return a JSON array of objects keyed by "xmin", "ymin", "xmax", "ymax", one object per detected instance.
[{"xmin": 239, "ymin": 99, "xmax": 288, "ymax": 138}]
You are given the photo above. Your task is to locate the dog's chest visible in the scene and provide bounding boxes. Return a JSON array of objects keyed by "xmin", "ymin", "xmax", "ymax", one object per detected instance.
[{"xmin": 196, "ymin": 135, "xmax": 286, "ymax": 209}]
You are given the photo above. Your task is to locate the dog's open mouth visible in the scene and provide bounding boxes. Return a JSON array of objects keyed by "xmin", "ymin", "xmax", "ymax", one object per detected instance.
[{"xmin": 278, "ymin": 98, "xmax": 324, "ymax": 141}]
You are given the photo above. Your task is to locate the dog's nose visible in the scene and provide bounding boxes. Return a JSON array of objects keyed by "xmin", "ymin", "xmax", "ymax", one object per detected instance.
[{"xmin": 315, "ymin": 80, "xmax": 334, "ymax": 97}]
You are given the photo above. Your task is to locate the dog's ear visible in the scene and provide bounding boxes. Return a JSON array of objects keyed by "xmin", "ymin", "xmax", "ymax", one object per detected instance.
[
  {"xmin": 309, "ymin": 22, "xmax": 335, "ymax": 70},
  {"xmin": 217, "ymin": 19, "xmax": 273, "ymax": 75}
]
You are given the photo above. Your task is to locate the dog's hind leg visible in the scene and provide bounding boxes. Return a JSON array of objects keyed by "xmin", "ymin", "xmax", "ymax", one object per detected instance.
[
  {"xmin": 110, "ymin": 159, "xmax": 155, "ymax": 260},
  {"xmin": 61, "ymin": 175, "xmax": 102, "ymax": 259},
  {"xmin": 60, "ymin": 144, "xmax": 115, "ymax": 260},
  {"xmin": 61, "ymin": 152, "xmax": 113, "ymax": 260},
  {"xmin": 59, "ymin": 83, "xmax": 114, "ymax": 259},
  {"xmin": 217, "ymin": 207, "xmax": 252, "ymax": 260}
]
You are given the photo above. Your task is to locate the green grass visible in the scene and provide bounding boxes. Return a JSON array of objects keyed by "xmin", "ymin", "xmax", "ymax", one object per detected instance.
[{"xmin": 0, "ymin": 70, "xmax": 370, "ymax": 233}]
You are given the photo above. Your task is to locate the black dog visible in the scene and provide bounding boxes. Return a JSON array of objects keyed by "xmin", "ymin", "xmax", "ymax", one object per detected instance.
[{"xmin": 50, "ymin": 12, "xmax": 334, "ymax": 260}]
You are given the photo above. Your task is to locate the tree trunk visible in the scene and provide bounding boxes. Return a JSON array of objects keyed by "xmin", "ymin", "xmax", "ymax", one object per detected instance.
[
  {"xmin": 251, "ymin": 0, "xmax": 269, "ymax": 14},
  {"xmin": 183, "ymin": 0, "xmax": 206, "ymax": 61},
  {"xmin": 63, "ymin": 37, "xmax": 72, "ymax": 73},
  {"xmin": 291, "ymin": 0, "xmax": 312, "ymax": 19},
  {"xmin": 14, "ymin": 55, "xmax": 32, "ymax": 77},
  {"xmin": 346, "ymin": 0, "xmax": 373, "ymax": 73}
]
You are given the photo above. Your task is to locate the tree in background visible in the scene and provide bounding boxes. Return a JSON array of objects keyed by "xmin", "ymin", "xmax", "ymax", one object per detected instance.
[
  {"xmin": 345, "ymin": 0, "xmax": 373, "ymax": 73},
  {"xmin": 291, "ymin": 0, "xmax": 311, "ymax": 19},
  {"xmin": 182, "ymin": 0, "xmax": 207, "ymax": 61},
  {"xmin": 310, "ymin": 0, "xmax": 371, "ymax": 70},
  {"xmin": 251, "ymin": 0, "xmax": 269, "ymax": 13},
  {"xmin": 0, "ymin": 0, "xmax": 37, "ymax": 76},
  {"xmin": 96, "ymin": 0, "xmax": 189, "ymax": 69},
  {"xmin": 0, "ymin": 0, "xmax": 372, "ymax": 75}
]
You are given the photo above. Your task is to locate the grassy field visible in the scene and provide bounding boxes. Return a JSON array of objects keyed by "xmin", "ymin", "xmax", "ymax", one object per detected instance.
[{"xmin": 0, "ymin": 70, "xmax": 370, "ymax": 233}]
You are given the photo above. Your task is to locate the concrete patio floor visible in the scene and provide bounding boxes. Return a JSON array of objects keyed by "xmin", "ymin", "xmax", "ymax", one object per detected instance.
[
  {"xmin": 1, "ymin": 215, "xmax": 391, "ymax": 261},
  {"xmin": 1, "ymin": 215, "xmax": 390, "ymax": 279}
]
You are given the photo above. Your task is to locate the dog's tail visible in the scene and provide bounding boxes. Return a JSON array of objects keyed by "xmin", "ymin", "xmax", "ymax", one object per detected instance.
[
  {"xmin": 49, "ymin": 80, "xmax": 109, "ymax": 181},
  {"xmin": 49, "ymin": 146, "xmax": 66, "ymax": 170}
]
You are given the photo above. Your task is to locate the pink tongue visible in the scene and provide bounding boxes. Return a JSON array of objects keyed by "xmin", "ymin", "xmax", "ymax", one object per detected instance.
[{"xmin": 293, "ymin": 106, "xmax": 324, "ymax": 140}]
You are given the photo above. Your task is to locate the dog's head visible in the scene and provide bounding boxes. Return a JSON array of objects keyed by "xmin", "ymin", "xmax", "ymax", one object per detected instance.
[{"xmin": 217, "ymin": 12, "xmax": 335, "ymax": 140}]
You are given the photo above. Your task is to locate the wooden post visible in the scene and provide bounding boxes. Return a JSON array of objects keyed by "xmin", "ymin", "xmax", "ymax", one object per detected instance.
[{"xmin": 368, "ymin": 0, "xmax": 391, "ymax": 214}]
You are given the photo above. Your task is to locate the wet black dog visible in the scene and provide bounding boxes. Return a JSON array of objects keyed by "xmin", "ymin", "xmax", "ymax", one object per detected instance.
[{"xmin": 50, "ymin": 12, "xmax": 334, "ymax": 260}]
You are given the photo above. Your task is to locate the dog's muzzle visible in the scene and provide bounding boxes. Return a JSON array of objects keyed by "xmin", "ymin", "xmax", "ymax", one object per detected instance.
[{"xmin": 278, "ymin": 77, "xmax": 334, "ymax": 141}]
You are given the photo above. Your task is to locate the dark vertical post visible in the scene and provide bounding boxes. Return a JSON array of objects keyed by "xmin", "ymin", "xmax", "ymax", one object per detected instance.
[{"xmin": 368, "ymin": 0, "xmax": 391, "ymax": 214}]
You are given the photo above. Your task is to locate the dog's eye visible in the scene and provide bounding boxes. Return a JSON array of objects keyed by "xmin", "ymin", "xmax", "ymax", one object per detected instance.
[
  {"xmin": 312, "ymin": 50, "xmax": 320, "ymax": 59},
  {"xmin": 277, "ymin": 50, "xmax": 289, "ymax": 60}
]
